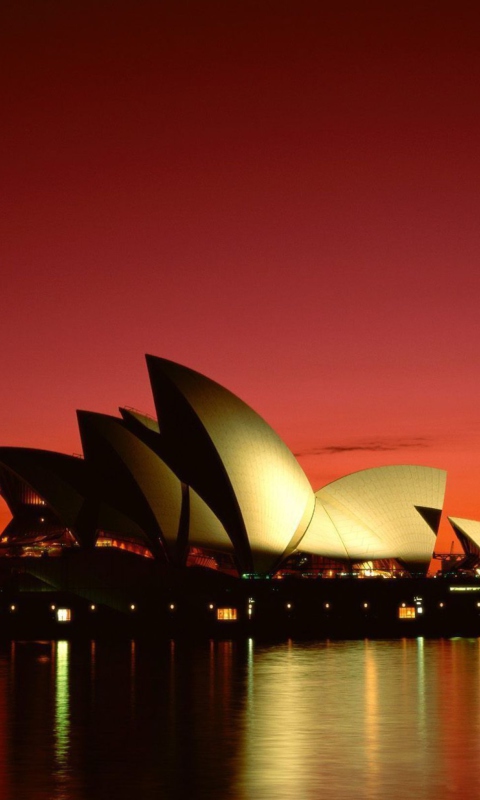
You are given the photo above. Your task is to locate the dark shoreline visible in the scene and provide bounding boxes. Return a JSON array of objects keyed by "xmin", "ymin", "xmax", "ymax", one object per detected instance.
[{"xmin": 0, "ymin": 566, "xmax": 479, "ymax": 640}]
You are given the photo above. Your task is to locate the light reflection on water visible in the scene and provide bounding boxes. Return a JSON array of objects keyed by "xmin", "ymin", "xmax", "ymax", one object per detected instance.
[
  {"xmin": 1, "ymin": 638, "xmax": 480, "ymax": 799},
  {"xmin": 54, "ymin": 640, "xmax": 70, "ymax": 798}
]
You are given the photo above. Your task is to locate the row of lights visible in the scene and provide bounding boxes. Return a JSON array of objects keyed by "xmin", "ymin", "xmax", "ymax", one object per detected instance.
[
  {"xmin": 129, "ymin": 602, "xmax": 176, "ymax": 612},
  {"xmin": 399, "ymin": 600, "xmax": 480, "ymax": 610},
  {"xmin": 285, "ymin": 601, "xmax": 366, "ymax": 610},
  {"xmin": 8, "ymin": 601, "xmax": 211, "ymax": 614},
  {"xmin": 128, "ymin": 599, "xmax": 480, "ymax": 613},
  {"xmin": 8, "ymin": 604, "xmax": 76, "ymax": 622},
  {"xmin": 7, "ymin": 597, "xmax": 479, "ymax": 618},
  {"xmin": 287, "ymin": 599, "xmax": 480, "ymax": 613},
  {"xmin": 7, "ymin": 603, "xmax": 98, "ymax": 612}
]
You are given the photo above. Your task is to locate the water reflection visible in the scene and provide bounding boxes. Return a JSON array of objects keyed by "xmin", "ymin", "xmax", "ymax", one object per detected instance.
[
  {"xmin": 364, "ymin": 640, "xmax": 379, "ymax": 797},
  {"xmin": 2, "ymin": 638, "xmax": 480, "ymax": 798},
  {"xmin": 54, "ymin": 641, "xmax": 70, "ymax": 794}
]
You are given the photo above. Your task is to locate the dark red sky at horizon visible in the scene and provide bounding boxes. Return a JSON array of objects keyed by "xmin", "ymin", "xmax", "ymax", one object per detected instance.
[{"xmin": 1, "ymin": 1, "xmax": 480, "ymax": 552}]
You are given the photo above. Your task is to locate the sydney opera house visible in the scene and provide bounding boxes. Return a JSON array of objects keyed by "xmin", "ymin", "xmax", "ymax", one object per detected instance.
[{"xmin": 0, "ymin": 355, "xmax": 479, "ymax": 635}]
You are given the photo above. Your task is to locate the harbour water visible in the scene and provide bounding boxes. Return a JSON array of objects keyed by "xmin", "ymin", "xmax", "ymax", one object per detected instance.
[{"xmin": 1, "ymin": 637, "xmax": 479, "ymax": 799}]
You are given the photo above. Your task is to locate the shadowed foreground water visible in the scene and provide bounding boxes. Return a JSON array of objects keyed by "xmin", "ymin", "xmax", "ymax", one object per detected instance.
[{"xmin": 0, "ymin": 637, "xmax": 479, "ymax": 799}]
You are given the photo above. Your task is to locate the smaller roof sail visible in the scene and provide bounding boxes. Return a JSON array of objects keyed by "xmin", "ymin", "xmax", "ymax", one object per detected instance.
[
  {"xmin": 120, "ymin": 408, "xmax": 160, "ymax": 435},
  {"xmin": 298, "ymin": 465, "xmax": 447, "ymax": 570},
  {"xmin": 188, "ymin": 486, "xmax": 234, "ymax": 553},
  {"xmin": 448, "ymin": 517, "xmax": 480, "ymax": 557},
  {"xmin": 77, "ymin": 411, "xmax": 184, "ymax": 559},
  {"xmin": 0, "ymin": 447, "xmax": 87, "ymax": 531},
  {"xmin": 0, "ymin": 445, "xmax": 154, "ymax": 551}
]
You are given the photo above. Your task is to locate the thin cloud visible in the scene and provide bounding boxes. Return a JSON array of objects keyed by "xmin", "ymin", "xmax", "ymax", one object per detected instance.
[{"xmin": 295, "ymin": 437, "xmax": 431, "ymax": 457}]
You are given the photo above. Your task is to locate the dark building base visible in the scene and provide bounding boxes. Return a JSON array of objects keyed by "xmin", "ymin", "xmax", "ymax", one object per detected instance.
[{"xmin": 0, "ymin": 550, "xmax": 479, "ymax": 639}]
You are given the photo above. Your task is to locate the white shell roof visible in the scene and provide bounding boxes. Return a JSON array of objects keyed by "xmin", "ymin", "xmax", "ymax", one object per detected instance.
[
  {"xmin": 448, "ymin": 517, "xmax": 480, "ymax": 550},
  {"xmin": 147, "ymin": 357, "xmax": 315, "ymax": 572},
  {"xmin": 298, "ymin": 465, "xmax": 446, "ymax": 565},
  {"xmin": 188, "ymin": 487, "xmax": 234, "ymax": 552},
  {"xmin": 79, "ymin": 414, "xmax": 183, "ymax": 558}
]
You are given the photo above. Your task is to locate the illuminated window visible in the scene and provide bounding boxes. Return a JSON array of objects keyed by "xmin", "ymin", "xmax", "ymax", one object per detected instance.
[
  {"xmin": 22, "ymin": 488, "xmax": 44, "ymax": 505},
  {"xmin": 57, "ymin": 608, "xmax": 71, "ymax": 622},
  {"xmin": 95, "ymin": 536, "xmax": 153, "ymax": 558},
  {"xmin": 398, "ymin": 606, "xmax": 416, "ymax": 619},
  {"xmin": 217, "ymin": 608, "xmax": 237, "ymax": 621}
]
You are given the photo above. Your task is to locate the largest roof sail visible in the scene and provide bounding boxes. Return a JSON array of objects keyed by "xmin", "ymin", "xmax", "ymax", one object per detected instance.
[{"xmin": 146, "ymin": 355, "xmax": 315, "ymax": 573}]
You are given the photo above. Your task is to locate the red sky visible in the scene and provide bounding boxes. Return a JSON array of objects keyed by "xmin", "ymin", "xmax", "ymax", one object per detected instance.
[{"xmin": 1, "ymin": 1, "xmax": 480, "ymax": 553}]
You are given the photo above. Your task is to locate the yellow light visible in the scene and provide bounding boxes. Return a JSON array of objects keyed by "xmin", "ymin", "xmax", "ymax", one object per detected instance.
[
  {"xmin": 325, "ymin": 602, "xmax": 330, "ymax": 609},
  {"xmin": 130, "ymin": 604, "xmax": 136, "ymax": 611},
  {"xmin": 363, "ymin": 602, "xmax": 369, "ymax": 609},
  {"xmin": 439, "ymin": 602, "xmax": 444, "ymax": 608},
  {"xmin": 169, "ymin": 603, "xmax": 175, "ymax": 611},
  {"xmin": 286, "ymin": 602, "xmax": 292, "ymax": 610},
  {"xmin": 398, "ymin": 606, "xmax": 416, "ymax": 619},
  {"xmin": 208, "ymin": 603, "xmax": 214, "ymax": 610},
  {"xmin": 217, "ymin": 608, "xmax": 237, "ymax": 621},
  {"xmin": 10, "ymin": 605, "xmax": 16, "ymax": 612},
  {"xmin": 51, "ymin": 604, "xmax": 56, "ymax": 611},
  {"xmin": 450, "ymin": 586, "xmax": 480, "ymax": 592},
  {"xmin": 90, "ymin": 604, "xmax": 96, "ymax": 611}
]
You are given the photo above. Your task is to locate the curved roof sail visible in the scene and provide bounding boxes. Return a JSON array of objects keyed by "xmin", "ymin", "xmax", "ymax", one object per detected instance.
[
  {"xmin": 298, "ymin": 465, "xmax": 446, "ymax": 570},
  {"xmin": 146, "ymin": 355, "xmax": 315, "ymax": 573}
]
